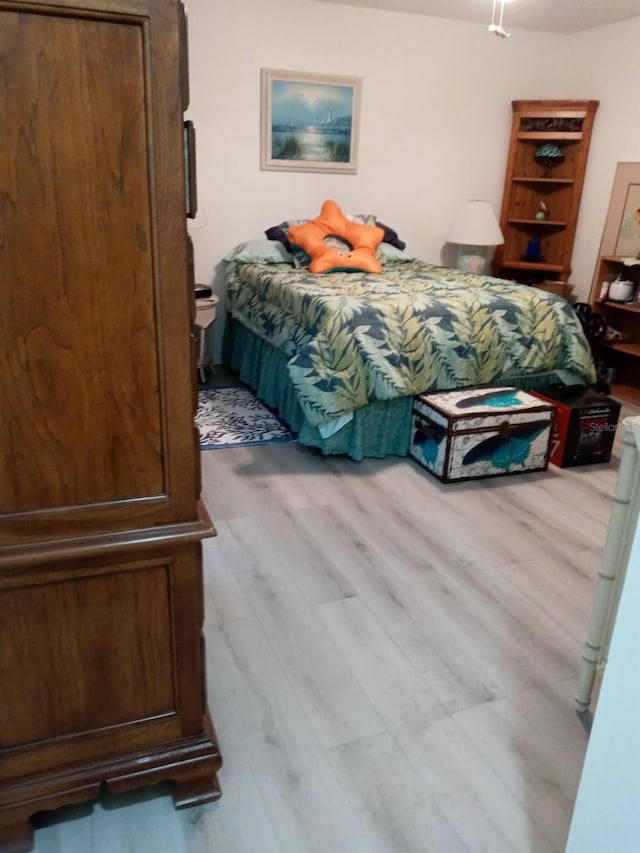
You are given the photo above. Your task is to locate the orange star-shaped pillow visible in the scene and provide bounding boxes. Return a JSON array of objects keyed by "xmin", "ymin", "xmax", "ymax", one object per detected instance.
[{"xmin": 287, "ymin": 200, "xmax": 384, "ymax": 274}]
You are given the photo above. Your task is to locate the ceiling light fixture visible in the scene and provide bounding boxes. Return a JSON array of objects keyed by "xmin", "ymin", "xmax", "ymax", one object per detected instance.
[{"xmin": 489, "ymin": 0, "xmax": 511, "ymax": 38}]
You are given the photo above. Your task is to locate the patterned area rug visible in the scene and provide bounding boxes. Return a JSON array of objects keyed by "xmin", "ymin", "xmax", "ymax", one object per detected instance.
[{"xmin": 196, "ymin": 386, "xmax": 297, "ymax": 450}]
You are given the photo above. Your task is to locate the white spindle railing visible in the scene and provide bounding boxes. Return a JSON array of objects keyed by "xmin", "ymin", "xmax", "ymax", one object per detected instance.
[{"xmin": 575, "ymin": 416, "xmax": 640, "ymax": 713}]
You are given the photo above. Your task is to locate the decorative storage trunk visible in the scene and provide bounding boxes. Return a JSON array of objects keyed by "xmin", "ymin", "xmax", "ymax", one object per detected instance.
[
  {"xmin": 410, "ymin": 387, "xmax": 555, "ymax": 483},
  {"xmin": 531, "ymin": 385, "xmax": 621, "ymax": 467}
]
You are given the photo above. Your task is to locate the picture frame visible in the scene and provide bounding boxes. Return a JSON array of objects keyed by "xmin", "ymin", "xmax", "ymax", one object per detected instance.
[
  {"xmin": 597, "ymin": 161, "xmax": 640, "ymax": 258},
  {"xmin": 260, "ymin": 68, "xmax": 361, "ymax": 174}
]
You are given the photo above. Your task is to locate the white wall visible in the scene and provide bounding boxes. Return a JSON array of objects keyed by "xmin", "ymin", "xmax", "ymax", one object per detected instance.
[
  {"xmin": 560, "ymin": 17, "xmax": 640, "ymax": 296},
  {"xmin": 184, "ymin": 0, "xmax": 640, "ymax": 360}
]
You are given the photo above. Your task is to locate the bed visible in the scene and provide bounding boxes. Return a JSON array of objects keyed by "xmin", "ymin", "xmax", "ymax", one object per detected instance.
[{"xmin": 224, "ymin": 249, "xmax": 596, "ymax": 460}]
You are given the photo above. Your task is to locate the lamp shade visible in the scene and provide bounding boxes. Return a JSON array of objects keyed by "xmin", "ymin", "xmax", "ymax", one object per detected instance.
[{"xmin": 447, "ymin": 200, "xmax": 504, "ymax": 247}]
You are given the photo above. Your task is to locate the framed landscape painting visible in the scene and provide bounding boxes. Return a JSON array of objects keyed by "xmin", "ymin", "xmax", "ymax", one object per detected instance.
[
  {"xmin": 613, "ymin": 167, "xmax": 640, "ymax": 258},
  {"xmin": 260, "ymin": 69, "xmax": 361, "ymax": 174},
  {"xmin": 598, "ymin": 162, "xmax": 640, "ymax": 258}
]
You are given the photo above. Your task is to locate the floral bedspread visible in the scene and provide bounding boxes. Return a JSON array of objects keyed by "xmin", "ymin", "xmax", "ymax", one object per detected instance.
[{"xmin": 226, "ymin": 260, "xmax": 595, "ymax": 431}]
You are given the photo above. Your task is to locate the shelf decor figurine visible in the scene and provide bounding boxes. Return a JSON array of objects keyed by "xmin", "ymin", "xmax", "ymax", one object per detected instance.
[
  {"xmin": 535, "ymin": 200, "xmax": 550, "ymax": 221},
  {"xmin": 535, "ymin": 143, "xmax": 564, "ymax": 177}
]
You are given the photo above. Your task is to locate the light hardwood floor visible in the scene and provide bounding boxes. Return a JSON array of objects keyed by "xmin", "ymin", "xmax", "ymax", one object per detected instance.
[{"xmin": 33, "ymin": 402, "xmax": 638, "ymax": 853}]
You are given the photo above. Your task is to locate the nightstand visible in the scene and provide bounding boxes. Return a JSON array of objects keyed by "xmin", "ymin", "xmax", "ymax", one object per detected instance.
[{"xmin": 194, "ymin": 293, "xmax": 220, "ymax": 383}]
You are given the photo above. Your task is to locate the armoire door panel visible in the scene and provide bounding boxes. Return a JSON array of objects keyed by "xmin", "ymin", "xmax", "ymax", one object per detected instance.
[
  {"xmin": 0, "ymin": 9, "xmax": 163, "ymax": 514},
  {"xmin": 0, "ymin": 562, "xmax": 176, "ymax": 748}
]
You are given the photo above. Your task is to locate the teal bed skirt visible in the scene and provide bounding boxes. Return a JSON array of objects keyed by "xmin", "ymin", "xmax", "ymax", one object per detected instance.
[
  {"xmin": 226, "ymin": 319, "xmax": 579, "ymax": 461},
  {"xmin": 226, "ymin": 320, "xmax": 412, "ymax": 459}
]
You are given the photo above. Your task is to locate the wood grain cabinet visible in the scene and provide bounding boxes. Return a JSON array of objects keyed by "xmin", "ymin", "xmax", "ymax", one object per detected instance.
[
  {"xmin": 0, "ymin": 1, "xmax": 222, "ymax": 850},
  {"xmin": 492, "ymin": 99, "xmax": 598, "ymax": 284},
  {"xmin": 588, "ymin": 255, "xmax": 640, "ymax": 405},
  {"xmin": 583, "ymin": 162, "xmax": 640, "ymax": 405}
]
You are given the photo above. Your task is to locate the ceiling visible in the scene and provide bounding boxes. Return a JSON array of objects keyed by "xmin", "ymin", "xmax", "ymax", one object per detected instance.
[{"xmin": 314, "ymin": 0, "xmax": 640, "ymax": 34}]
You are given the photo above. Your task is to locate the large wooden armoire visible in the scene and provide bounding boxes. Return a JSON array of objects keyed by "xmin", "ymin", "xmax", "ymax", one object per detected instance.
[{"xmin": 0, "ymin": 2, "xmax": 222, "ymax": 850}]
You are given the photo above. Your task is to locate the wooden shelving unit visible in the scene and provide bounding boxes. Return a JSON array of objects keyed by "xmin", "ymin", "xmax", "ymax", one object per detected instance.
[
  {"xmin": 492, "ymin": 100, "xmax": 599, "ymax": 284},
  {"xmin": 590, "ymin": 254, "xmax": 640, "ymax": 404},
  {"xmin": 587, "ymin": 162, "xmax": 640, "ymax": 404}
]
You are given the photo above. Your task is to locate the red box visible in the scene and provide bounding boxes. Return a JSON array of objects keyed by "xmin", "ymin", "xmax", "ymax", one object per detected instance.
[{"xmin": 531, "ymin": 385, "xmax": 621, "ymax": 467}]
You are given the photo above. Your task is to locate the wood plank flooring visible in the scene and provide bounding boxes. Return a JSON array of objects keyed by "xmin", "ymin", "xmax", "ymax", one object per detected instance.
[{"xmin": 33, "ymin": 402, "xmax": 638, "ymax": 852}]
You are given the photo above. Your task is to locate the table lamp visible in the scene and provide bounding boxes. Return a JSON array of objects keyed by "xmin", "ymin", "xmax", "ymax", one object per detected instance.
[{"xmin": 447, "ymin": 200, "xmax": 504, "ymax": 274}]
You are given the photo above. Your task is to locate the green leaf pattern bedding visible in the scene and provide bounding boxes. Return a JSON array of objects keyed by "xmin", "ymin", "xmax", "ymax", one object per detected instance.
[{"xmin": 226, "ymin": 260, "xmax": 596, "ymax": 431}]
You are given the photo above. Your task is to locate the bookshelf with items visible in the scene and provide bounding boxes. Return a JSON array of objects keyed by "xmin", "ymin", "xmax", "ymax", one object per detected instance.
[
  {"xmin": 588, "ymin": 162, "xmax": 640, "ymax": 406},
  {"xmin": 492, "ymin": 100, "xmax": 599, "ymax": 286},
  {"xmin": 590, "ymin": 255, "xmax": 640, "ymax": 405}
]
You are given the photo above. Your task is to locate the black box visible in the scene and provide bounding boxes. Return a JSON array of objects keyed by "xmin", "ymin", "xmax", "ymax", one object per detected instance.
[{"xmin": 531, "ymin": 385, "xmax": 621, "ymax": 467}]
